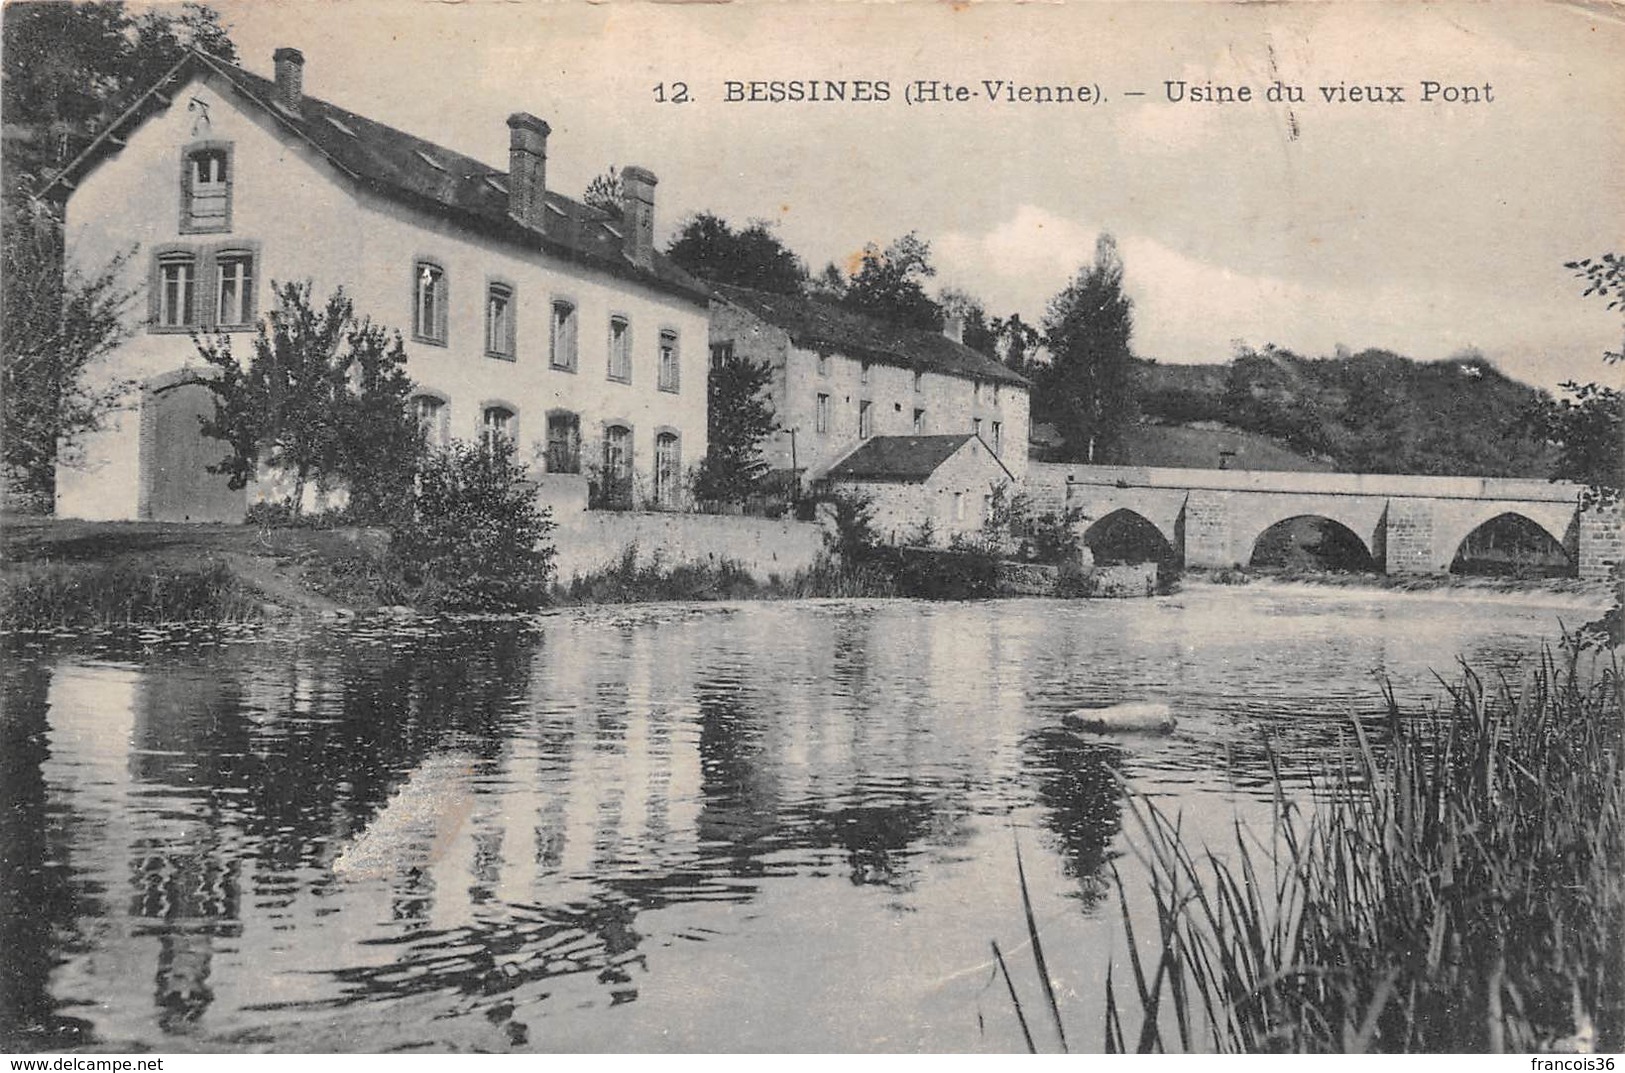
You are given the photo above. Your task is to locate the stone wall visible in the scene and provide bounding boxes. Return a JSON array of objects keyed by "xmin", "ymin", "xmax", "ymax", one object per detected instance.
[
  {"xmin": 1578, "ymin": 503, "xmax": 1623, "ymax": 581},
  {"xmin": 551, "ymin": 510, "xmax": 828, "ymax": 583}
]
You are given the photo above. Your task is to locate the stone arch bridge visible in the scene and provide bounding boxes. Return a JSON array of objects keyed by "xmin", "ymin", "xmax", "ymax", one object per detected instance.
[{"xmin": 1025, "ymin": 463, "xmax": 1620, "ymax": 580}]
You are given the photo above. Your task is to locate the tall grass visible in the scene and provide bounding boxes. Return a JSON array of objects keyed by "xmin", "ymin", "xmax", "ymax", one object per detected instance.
[
  {"xmin": 553, "ymin": 548, "xmax": 895, "ymax": 605},
  {"xmin": 1097, "ymin": 650, "xmax": 1623, "ymax": 1053},
  {"xmin": 0, "ymin": 560, "xmax": 265, "ymax": 629}
]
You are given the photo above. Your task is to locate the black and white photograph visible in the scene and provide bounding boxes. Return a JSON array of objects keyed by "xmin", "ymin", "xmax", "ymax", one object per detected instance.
[{"xmin": 2, "ymin": 0, "xmax": 1622, "ymax": 1056}]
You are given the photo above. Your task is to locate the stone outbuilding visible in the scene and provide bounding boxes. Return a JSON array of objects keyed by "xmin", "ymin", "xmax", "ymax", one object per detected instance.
[{"xmin": 820, "ymin": 433, "xmax": 1015, "ymax": 545}]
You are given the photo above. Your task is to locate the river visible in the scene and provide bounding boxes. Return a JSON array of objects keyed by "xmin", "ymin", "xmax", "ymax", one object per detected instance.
[{"xmin": 0, "ymin": 585, "xmax": 1607, "ymax": 1052}]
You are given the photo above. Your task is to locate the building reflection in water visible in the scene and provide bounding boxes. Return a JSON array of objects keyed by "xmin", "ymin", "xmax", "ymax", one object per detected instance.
[{"xmin": 5, "ymin": 604, "xmax": 1141, "ymax": 1049}]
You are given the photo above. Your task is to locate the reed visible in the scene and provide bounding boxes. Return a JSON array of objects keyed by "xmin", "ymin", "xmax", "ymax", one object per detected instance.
[
  {"xmin": 0, "ymin": 560, "xmax": 264, "ymax": 629},
  {"xmin": 1098, "ymin": 649, "xmax": 1623, "ymax": 1053},
  {"xmin": 553, "ymin": 549, "xmax": 896, "ymax": 604}
]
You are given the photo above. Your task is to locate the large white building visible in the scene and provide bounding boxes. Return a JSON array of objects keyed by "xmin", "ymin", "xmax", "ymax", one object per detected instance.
[{"xmin": 42, "ymin": 47, "xmax": 711, "ymax": 521}]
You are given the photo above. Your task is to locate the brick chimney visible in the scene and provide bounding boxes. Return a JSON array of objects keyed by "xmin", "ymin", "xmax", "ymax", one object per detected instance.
[
  {"xmin": 506, "ymin": 113, "xmax": 550, "ymax": 231},
  {"xmin": 943, "ymin": 314, "xmax": 965, "ymax": 344},
  {"xmin": 620, "ymin": 165, "xmax": 657, "ymax": 268},
  {"xmin": 272, "ymin": 47, "xmax": 304, "ymax": 115}
]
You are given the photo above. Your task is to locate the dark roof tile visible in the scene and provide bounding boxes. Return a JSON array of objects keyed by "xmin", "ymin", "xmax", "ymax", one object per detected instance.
[
  {"xmin": 826, "ymin": 434, "xmax": 1009, "ymax": 482},
  {"xmin": 714, "ymin": 284, "xmax": 1030, "ymax": 388},
  {"xmin": 41, "ymin": 51, "xmax": 709, "ymax": 306}
]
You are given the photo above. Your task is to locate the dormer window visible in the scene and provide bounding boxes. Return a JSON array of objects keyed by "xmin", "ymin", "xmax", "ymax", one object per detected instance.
[{"xmin": 181, "ymin": 145, "xmax": 231, "ymax": 232}]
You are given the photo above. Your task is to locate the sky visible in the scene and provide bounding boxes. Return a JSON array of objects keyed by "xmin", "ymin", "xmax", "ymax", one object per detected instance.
[{"xmin": 173, "ymin": 0, "xmax": 1623, "ymax": 390}]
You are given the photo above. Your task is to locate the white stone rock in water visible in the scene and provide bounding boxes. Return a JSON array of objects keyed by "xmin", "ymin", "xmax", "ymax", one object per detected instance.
[{"xmin": 1064, "ymin": 702, "xmax": 1176, "ymax": 733}]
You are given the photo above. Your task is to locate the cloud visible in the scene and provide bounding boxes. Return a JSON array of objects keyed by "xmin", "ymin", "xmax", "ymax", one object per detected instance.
[
  {"xmin": 932, "ymin": 204, "xmax": 1619, "ymax": 385},
  {"xmin": 935, "ymin": 205, "xmax": 1324, "ymax": 360}
]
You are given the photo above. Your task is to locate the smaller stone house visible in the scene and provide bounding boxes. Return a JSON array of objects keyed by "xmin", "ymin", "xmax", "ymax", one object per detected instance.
[{"xmin": 821, "ymin": 434, "xmax": 1015, "ymax": 545}]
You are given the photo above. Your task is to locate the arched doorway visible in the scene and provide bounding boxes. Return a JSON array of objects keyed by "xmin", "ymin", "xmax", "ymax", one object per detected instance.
[
  {"xmin": 1084, "ymin": 509, "xmax": 1177, "ymax": 577},
  {"xmin": 1449, "ymin": 512, "xmax": 1572, "ymax": 577},
  {"xmin": 1249, "ymin": 516, "xmax": 1377, "ymax": 573},
  {"xmin": 138, "ymin": 377, "xmax": 245, "ymax": 523}
]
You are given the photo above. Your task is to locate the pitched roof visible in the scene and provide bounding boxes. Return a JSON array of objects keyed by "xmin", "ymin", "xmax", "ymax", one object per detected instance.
[
  {"xmin": 38, "ymin": 51, "xmax": 709, "ymax": 306},
  {"xmin": 713, "ymin": 284, "xmax": 1031, "ymax": 389},
  {"xmin": 825, "ymin": 434, "xmax": 1013, "ymax": 482}
]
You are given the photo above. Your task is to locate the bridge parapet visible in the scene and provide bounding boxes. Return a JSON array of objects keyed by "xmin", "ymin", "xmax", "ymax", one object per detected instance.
[{"xmin": 1034, "ymin": 462, "xmax": 1581, "ymax": 502}]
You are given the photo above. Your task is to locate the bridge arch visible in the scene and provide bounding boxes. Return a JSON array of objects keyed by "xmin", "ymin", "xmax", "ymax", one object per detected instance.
[
  {"xmin": 1228, "ymin": 497, "xmax": 1386, "ymax": 570},
  {"xmin": 1083, "ymin": 508, "xmax": 1178, "ymax": 566},
  {"xmin": 1248, "ymin": 515, "xmax": 1378, "ymax": 572},
  {"xmin": 1447, "ymin": 510, "xmax": 1574, "ymax": 577},
  {"xmin": 1435, "ymin": 502, "xmax": 1576, "ymax": 569}
]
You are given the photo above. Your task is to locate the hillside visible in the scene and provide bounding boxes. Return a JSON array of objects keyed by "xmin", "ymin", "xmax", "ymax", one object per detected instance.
[
  {"xmin": 1134, "ymin": 348, "xmax": 1557, "ymax": 477},
  {"xmin": 1118, "ymin": 421, "xmax": 1333, "ymax": 472}
]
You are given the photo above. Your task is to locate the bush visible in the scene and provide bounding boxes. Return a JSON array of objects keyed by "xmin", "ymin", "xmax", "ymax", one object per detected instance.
[
  {"xmin": 825, "ymin": 490, "xmax": 882, "ymax": 564},
  {"xmin": 781, "ymin": 553, "xmax": 898, "ymax": 598},
  {"xmin": 555, "ymin": 546, "xmax": 761, "ymax": 604},
  {"xmin": 395, "ymin": 438, "xmax": 555, "ymax": 611},
  {"xmin": 1027, "ymin": 508, "xmax": 1086, "ymax": 565}
]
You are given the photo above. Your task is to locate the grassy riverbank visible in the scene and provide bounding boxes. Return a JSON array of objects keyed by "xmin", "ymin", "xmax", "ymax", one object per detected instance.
[
  {"xmin": 3, "ymin": 516, "xmax": 1615, "ymax": 630},
  {"xmin": 0, "ymin": 517, "xmax": 897, "ymax": 628},
  {"xmin": 0, "ymin": 517, "xmax": 373, "ymax": 628}
]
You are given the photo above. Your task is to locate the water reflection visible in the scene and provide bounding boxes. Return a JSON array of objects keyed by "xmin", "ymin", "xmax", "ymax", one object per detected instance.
[
  {"xmin": 0, "ymin": 589, "xmax": 1590, "ymax": 1051},
  {"xmin": 1022, "ymin": 727, "xmax": 1124, "ymax": 904}
]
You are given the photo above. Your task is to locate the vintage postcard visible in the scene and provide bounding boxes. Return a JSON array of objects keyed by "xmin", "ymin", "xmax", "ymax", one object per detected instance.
[{"xmin": 2, "ymin": 0, "xmax": 1622, "ymax": 1058}]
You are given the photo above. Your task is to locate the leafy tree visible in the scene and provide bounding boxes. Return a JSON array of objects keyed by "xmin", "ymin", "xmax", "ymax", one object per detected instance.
[
  {"xmin": 840, "ymin": 232, "xmax": 942, "ymax": 331},
  {"xmin": 1527, "ymin": 382, "xmax": 1622, "ymax": 508},
  {"xmin": 993, "ymin": 313, "xmax": 1042, "ymax": 376},
  {"xmin": 1568, "ymin": 253, "xmax": 1624, "ymax": 363},
  {"xmin": 693, "ymin": 351, "xmax": 777, "ymax": 503},
  {"xmin": 2, "ymin": 1, "xmax": 236, "ymax": 501},
  {"xmin": 583, "ymin": 165, "xmax": 622, "ymax": 218},
  {"xmin": 395, "ymin": 436, "xmax": 556, "ymax": 610},
  {"xmin": 1527, "ymin": 255, "xmax": 1625, "ymax": 508},
  {"xmin": 806, "ymin": 261, "xmax": 848, "ymax": 302},
  {"xmin": 195, "ymin": 282, "xmax": 420, "ymax": 520},
  {"xmin": 3, "ymin": 1, "xmax": 236, "ymax": 201},
  {"xmin": 938, "ymin": 288, "xmax": 998, "ymax": 356},
  {"xmin": 825, "ymin": 490, "xmax": 880, "ymax": 564},
  {"xmin": 1, "ymin": 201, "xmax": 139, "ymax": 502},
  {"xmin": 1039, "ymin": 233, "xmax": 1139, "ymax": 463},
  {"xmin": 665, "ymin": 212, "xmax": 807, "ymax": 294}
]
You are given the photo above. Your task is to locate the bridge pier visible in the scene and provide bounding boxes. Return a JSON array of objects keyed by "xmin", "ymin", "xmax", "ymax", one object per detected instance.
[
  {"xmin": 1182, "ymin": 490, "xmax": 1233, "ymax": 569},
  {"xmin": 1383, "ymin": 500, "xmax": 1437, "ymax": 575},
  {"xmin": 1578, "ymin": 502, "xmax": 1622, "ymax": 581}
]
